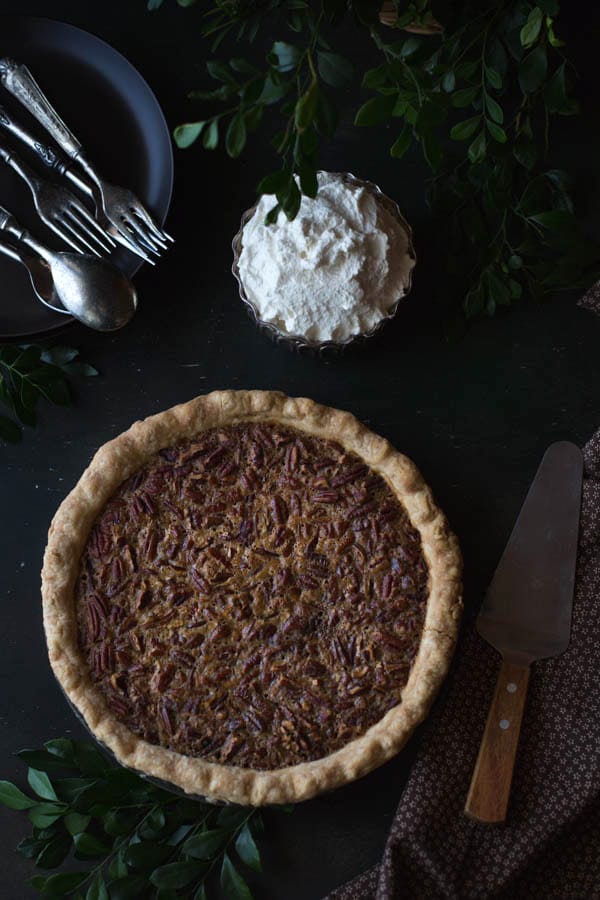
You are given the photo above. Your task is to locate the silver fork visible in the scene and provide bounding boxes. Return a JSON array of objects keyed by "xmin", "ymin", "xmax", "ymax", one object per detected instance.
[
  {"xmin": 0, "ymin": 140, "xmax": 114, "ymax": 256},
  {"xmin": 0, "ymin": 58, "xmax": 173, "ymax": 259},
  {"xmin": 0, "ymin": 103, "xmax": 154, "ymax": 264}
]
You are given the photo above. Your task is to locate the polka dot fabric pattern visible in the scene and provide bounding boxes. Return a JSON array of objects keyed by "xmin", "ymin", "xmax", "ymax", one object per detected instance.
[{"xmin": 328, "ymin": 426, "xmax": 600, "ymax": 898}]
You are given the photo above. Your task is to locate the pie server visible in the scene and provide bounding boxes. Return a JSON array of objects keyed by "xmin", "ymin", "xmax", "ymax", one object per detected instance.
[{"xmin": 464, "ymin": 441, "xmax": 583, "ymax": 824}]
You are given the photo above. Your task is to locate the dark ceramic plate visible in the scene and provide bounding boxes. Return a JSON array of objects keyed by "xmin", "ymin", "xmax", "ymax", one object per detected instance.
[{"xmin": 0, "ymin": 15, "xmax": 174, "ymax": 338}]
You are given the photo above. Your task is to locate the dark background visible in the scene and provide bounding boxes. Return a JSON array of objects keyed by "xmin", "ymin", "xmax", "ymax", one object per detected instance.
[{"xmin": 1, "ymin": 2, "xmax": 600, "ymax": 898}]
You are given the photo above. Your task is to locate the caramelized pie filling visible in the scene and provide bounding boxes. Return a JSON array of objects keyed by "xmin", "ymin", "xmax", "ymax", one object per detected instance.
[{"xmin": 76, "ymin": 422, "xmax": 429, "ymax": 769}]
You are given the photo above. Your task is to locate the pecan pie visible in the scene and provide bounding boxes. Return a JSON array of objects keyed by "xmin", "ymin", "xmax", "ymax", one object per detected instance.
[{"xmin": 42, "ymin": 391, "xmax": 462, "ymax": 805}]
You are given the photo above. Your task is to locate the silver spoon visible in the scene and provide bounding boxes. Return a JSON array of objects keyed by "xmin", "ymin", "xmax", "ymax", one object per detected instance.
[
  {"xmin": 0, "ymin": 205, "xmax": 137, "ymax": 331},
  {"xmin": 0, "ymin": 234, "xmax": 67, "ymax": 313}
]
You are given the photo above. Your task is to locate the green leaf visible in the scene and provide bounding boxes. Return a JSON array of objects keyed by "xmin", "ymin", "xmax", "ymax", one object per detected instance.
[
  {"xmin": 73, "ymin": 832, "xmax": 111, "ymax": 859},
  {"xmin": 0, "ymin": 780, "xmax": 36, "ymax": 809},
  {"xmin": 106, "ymin": 874, "xmax": 147, "ymax": 900},
  {"xmin": 206, "ymin": 60, "xmax": 236, "ymax": 85},
  {"xmin": 125, "ymin": 841, "xmax": 173, "ymax": 870},
  {"xmin": 314, "ymin": 89, "xmax": 337, "ymax": 137},
  {"xmin": 0, "ymin": 414, "xmax": 21, "ymax": 443},
  {"xmin": 65, "ymin": 812, "xmax": 90, "ymax": 835},
  {"xmin": 422, "ymin": 134, "xmax": 442, "ymax": 172},
  {"xmin": 529, "ymin": 210, "xmax": 578, "ymax": 231},
  {"xmin": 544, "ymin": 62, "xmax": 578, "ymax": 114},
  {"xmin": 264, "ymin": 203, "xmax": 281, "ymax": 225},
  {"xmin": 390, "ymin": 124, "xmax": 412, "ymax": 159},
  {"xmin": 108, "ymin": 849, "xmax": 129, "ymax": 881},
  {"xmin": 487, "ymin": 121, "xmax": 507, "ymax": 143},
  {"xmin": 35, "ymin": 835, "xmax": 71, "ymax": 870},
  {"xmin": 468, "ymin": 130, "xmax": 486, "ymax": 163},
  {"xmin": 13, "ymin": 345, "xmax": 42, "ymax": 370},
  {"xmin": 519, "ymin": 45, "xmax": 547, "ymax": 94},
  {"xmin": 86, "ymin": 873, "xmax": 109, "ymax": 900},
  {"xmin": 514, "ymin": 138, "xmax": 537, "ymax": 170},
  {"xmin": 203, "ymin": 119, "xmax": 219, "ymax": 150},
  {"xmin": 520, "ymin": 7, "xmax": 543, "ymax": 48},
  {"xmin": 235, "ymin": 823, "xmax": 262, "ymax": 872},
  {"xmin": 37, "ymin": 872, "xmax": 88, "ymax": 897},
  {"xmin": 150, "ymin": 861, "xmax": 207, "ymax": 890},
  {"xmin": 484, "ymin": 94, "xmax": 504, "ymax": 124},
  {"xmin": 217, "ymin": 807, "xmax": 250, "ymax": 829},
  {"xmin": 485, "ymin": 66, "xmax": 502, "ymax": 89},
  {"xmin": 450, "ymin": 116, "xmax": 480, "ymax": 141},
  {"xmin": 28, "ymin": 769, "xmax": 58, "ymax": 802},
  {"xmin": 221, "ymin": 853, "xmax": 253, "ymax": 900},
  {"xmin": 442, "ymin": 70, "xmax": 456, "ymax": 92},
  {"xmin": 183, "ymin": 828, "xmax": 228, "ymax": 859},
  {"xmin": 362, "ymin": 64, "xmax": 389, "ymax": 90},
  {"xmin": 399, "ymin": 37, "xmax": 421, "ymax": 59},
  {"xmin": 295, "ymin": 80, "xmax": 319, "ymax": 133},
  {"xmin": 256, "ymin": 170, "xmax": 289, "ymax": 197},
  {"xmin": 45, "ymin": 738, "xmax": 75, "ymax": 761},
  {"xmin": 230, "ymin": 58, "xmax": 257, "ymax": 75},
  {"xmin": 299, "ymin": 163, "xmax": 318, "ymax": 198},
  {"xmin": 18, "ymin": 749, "xmax": 73, "ymax": 774},
  {"xmin": 547, "ymin": 16, "xmax": 565, "ymax": 48},
  {"xmin": 64, "ymin": 362, "xmax": 99, "ymax": 378},
  {"xmin": 509, "ymin": 278, "xmax": 523, "ymax": 299},
  {"xmin": 317, "ymin": 51, "xmax": 353, "ymax": 88},
  {"xmin": 538, "ymin": 0, "xmax": 559, "ymax": 12},
  {"xmin": 193, "ymin": 885, "xmax": 208, "ymax": 900},
  {"xmin": 272, "ymin": 41, "xmax": 300, "ymax": 72},
  {"xmin": 278, "ymin": 178, "xmax": 302, "ymax": 220},
  {"xmin": 29, "ymin": 807, "xmax": 64, "ymax": 829},
  {"xmin": 74, "ymin": 743, "xmax": 107, "ymax": 777},
  {"xmin": 19, "ymin": 835, "xmax": 50, "ymax": 860},
  {"xmin": 39, "ymin": 346, "xmax": 78, "ymax": 366},
  {"xmin": 28, "ymin": 371, "xmax": 70, "ymax": 407},
  {"xmin": 226, "ymin": 113, "xmax": 247, "ymax": 158},
  {"xmin": 0, "ymin": 345, "xmax": 19, "ymax": 365},
  {"xmin": 354, "ymin": 93, "xmax": 395, "ymax": 126},
  {"xmin": 486, "ymin": 269, "xmax": 511, "ymax": 307},
  {"xmin": 174, "ymin": 122, "xmax": 205, "ymax": 149},
  {"xmin": 464, "ymin": 283, "xmax": 484, "ymax": 318},
  {"xmin": 508, "ymin": 254, "xmax": 523, "ymax": 270}
]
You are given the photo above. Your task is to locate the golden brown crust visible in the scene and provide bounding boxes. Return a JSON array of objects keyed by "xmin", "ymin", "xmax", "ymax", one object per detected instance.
[{"xmin": 41, "ymin": 391, "xmax": 462, "ymax": 805}]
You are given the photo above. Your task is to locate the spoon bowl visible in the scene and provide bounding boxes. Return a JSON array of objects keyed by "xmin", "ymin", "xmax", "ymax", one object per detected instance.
[
  {"xmin": 47, "ymin": 251, "xmax": 137, "ymax": 331},
  {"xmin": 0, "ymin": 203, "xmax": 137, "ymax": 331}
]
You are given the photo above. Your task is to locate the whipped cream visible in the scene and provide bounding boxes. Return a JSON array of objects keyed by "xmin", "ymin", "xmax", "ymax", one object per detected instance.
[{"xmin": 237, "ymin": 171, "xmax": 415, "ymax": 343}]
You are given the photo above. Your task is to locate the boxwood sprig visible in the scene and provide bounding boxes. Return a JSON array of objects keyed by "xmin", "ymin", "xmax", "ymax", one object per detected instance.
[
  {"xmin": 0, "ymin": 738, "xmax": 289, "ymax": 898},
  {"xmin": 157, "ymin": 0, "xmax": 600, "ymax": 323},
  {"xmin": 0, "ymin": 344, "xmax": 98, "ymax": 445}
]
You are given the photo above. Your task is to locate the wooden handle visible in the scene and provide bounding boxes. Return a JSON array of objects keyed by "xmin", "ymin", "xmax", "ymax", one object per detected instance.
[{"xmin": 465, "ymin": 659, "xmax": 530, "ymax": 823}]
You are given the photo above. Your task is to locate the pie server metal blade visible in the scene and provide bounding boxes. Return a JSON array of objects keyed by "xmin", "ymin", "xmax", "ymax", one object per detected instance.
[{"xmin": 465, "ymin": 441, "xmax": 583, "ymax": 823}]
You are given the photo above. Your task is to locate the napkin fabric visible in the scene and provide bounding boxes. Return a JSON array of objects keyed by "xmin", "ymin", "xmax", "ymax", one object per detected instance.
[{"xmin": 328, "ymin": 291, "xmax": 600, "ymax": 900}]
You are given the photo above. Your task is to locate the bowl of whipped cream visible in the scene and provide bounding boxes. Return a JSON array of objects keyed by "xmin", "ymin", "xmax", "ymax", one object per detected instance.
[{"xmin": 232, "ymin": 171, "xmax": 416, "ymax": 352}]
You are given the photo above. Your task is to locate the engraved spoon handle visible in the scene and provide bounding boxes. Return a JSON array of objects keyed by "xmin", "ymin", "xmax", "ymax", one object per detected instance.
[
  {"xmin": 0, "ymin": 58, "xmax": 82, "ymax": 158},
  {"xmin": 0, "ymin": 204, "xmax": 51, "ymax": 261}
]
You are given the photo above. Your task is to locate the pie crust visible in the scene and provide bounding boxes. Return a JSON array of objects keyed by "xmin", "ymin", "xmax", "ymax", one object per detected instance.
[{"xmin": 41, "ymin": 391, "xmax": 462, "ymax": 805}]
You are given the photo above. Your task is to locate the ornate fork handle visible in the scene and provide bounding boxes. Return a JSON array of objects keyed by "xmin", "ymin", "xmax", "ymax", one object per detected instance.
[
  {"xmin": 0, "ymin": 103, "xmax": 94, "ymax": 196},
  {"xmin": 0, "ymin": 139, "xmax": 45, "ymax": 193},
  {"xmin": 0, "ymin": 58, "xmax": 82, "ymax": 159}
]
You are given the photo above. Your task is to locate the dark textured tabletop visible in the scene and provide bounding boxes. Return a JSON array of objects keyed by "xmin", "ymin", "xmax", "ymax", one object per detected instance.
[{"xmin": 1, "ymin": 2, "xmax": 599, "ymax": 898}]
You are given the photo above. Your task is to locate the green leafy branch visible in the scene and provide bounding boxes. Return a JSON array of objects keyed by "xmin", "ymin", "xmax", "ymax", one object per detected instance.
[
  {"xmin": 357, "ymin": 0, "xmax": 594, "ymax": 318},
  {"xmin": 172, "ymin": 1, "xmax": 354, "ymax": 220},
  {"xmin": 0, "ymin": 345, "xmax": 97, "ymax": 444},
  {"xmin": 156, "ymin": 0, "xmax": 600, "ymax": 322},
  {"xmin": 0, "ymin": 738, "xmax": 291, "ymax": 899}
]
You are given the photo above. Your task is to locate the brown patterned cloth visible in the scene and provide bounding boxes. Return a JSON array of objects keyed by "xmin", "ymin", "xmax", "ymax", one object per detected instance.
[{"xmin": 328, "ymin": 291, "xmax": 600, "ymax": 900}]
